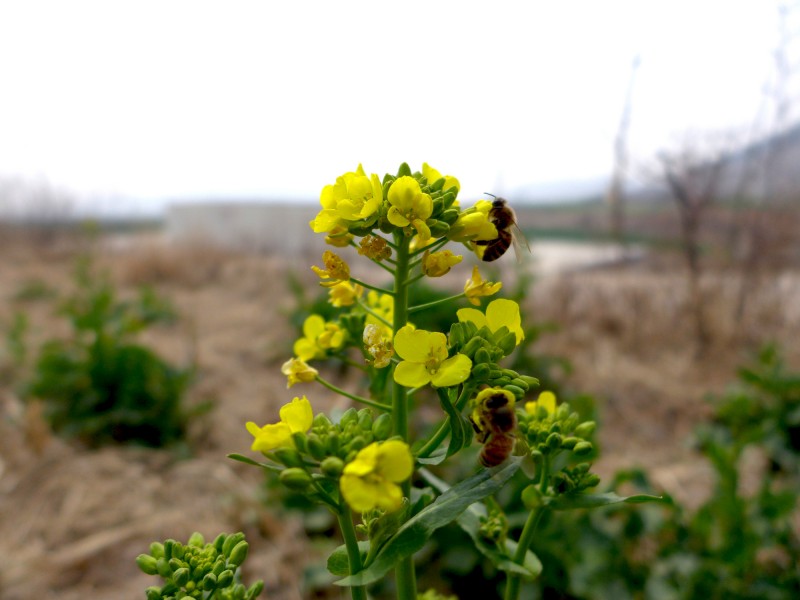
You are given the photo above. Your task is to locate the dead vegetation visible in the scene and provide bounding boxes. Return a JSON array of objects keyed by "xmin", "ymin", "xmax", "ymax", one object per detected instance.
[{"xmin": 1, "ymin": 230, "xmax": 798, "ymax": 598}]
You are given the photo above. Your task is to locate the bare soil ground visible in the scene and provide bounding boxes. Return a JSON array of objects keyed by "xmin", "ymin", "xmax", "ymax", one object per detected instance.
[{"xmin": 1, "ymin": 231, "xmax": 798, "ymax": 599}]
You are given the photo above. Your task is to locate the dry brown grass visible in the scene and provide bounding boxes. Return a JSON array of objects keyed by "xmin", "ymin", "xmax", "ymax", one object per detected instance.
[{"xmin": 1, "ymin": 232, "xmax": 799, "ymax": 597}]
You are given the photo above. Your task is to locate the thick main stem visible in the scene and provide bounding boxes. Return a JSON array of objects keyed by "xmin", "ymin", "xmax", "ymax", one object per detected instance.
[
  {"xmin": 391, "ymin": 232, "xmax": 417, "ymax": 600},
  {"xmin": 338, "ymin": 509, "xmax": 368, "ymax": 600}
]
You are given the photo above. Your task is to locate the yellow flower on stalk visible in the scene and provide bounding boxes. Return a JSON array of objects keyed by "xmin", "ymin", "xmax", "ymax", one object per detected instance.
[
  {"xmin": 422, "ymin": 250, "xmax": 463, "ymax": 278},
  {"xmin": 447, "ymin": 200, "xmax": 497, "ymax": 243},
  {"xmin": 387, "ymin": 176, "xmax": 433, "ymax": 241},
  {"xmin": 457, "ymin": 298, "xmax": 525, "ymax": 345},
  {"xmin": 324, "ymin": 225, "xmax": 353, "ymax": 248},
  {"xmin": 363, "ymin": 323, "xmax": 394, "ymax": 368},
  {"xmin": 310, "ymin": 165, "xmax": 383, "ymax": 233},
  {"xmin": 358, "ymin": 234, "xmax": 392, "ymax": 261},
  {"xmin": 393, "ymin": 325, "xmax": 472, "ymax": 388},
  {"xmin": 246, "ymin": 395, "xmax": 313, "ymax": 453},
  {"xmin": 328, "ymin": 281, "xmax": 363, "ymax": 308},
  {"xmin": 340, "ymin": 440, "xmax": 414, "ymax": 513},
  {"xmin": 281, "ymin": 357, "xmax": 319, "ymax": 388},
  {"xmin": 294, "ymin": 315, "xmax": 346, "ymax": 361},
  {"xmin": 464, "ymin": 266, "xmax": 503, "ymax": 305},
  {"xmin": 311, "ymin": 251, "xmax": 351, "ymax": 287},
  {"xmin": 525, "ymin": 391, "xmax": 557, "ymax": 417},
  {"xmin": 422, "ymin": 162, "xmax": 461, "ymax": 193}
]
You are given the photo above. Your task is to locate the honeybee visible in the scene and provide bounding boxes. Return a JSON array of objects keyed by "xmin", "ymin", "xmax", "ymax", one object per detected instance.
[
  {"xmin": 470, "ymin": 389, "xmax": 518, "ymax": 467},
  {"xmin": 475, "ymin": 195, "xmax": 531, "ymax": 262}
]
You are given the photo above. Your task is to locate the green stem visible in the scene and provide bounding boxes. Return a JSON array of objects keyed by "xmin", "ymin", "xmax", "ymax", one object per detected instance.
[
  {"xmin": 503, "ymin": 506, "xmax": 546, "ymax": 600},
  {"xmin": 315, "ymin": 376, "xmax": 391, "ymax": 411},
  {"xmin": 404, "ymin": 272, "xmax": 426, "ymax": 287},
  {"xmin": 350, "ymin": 277, "xmax": 395, "ymax": 296},
  {"xmin": 409, "ymin": 293, "xmax": 467, "ymax": 314},
  {"xmin": 409, "ymin": 236, "xmax": 450, "ymax": 257},
  {"xmin": 338, "ymin": 508, "xmax": 368, "ymax": 600},
  {"xmin": 391, "ymin": 232, "xmax": 417, "ymax": 600},
  {"xmin": 357, "ymin": 299, "xmax": 393, "ymax": 328}
]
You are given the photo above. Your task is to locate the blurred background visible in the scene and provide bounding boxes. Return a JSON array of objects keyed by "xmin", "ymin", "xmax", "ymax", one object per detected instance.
[{"xmin": 1, "ymin": 1, "xmax": 799, "ymax": 599}]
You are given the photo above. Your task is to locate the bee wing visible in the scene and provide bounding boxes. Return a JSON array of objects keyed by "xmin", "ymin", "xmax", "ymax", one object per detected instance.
[{"xmin": 510, "ymin": 222, "xmax": 531, "ymax": 263}]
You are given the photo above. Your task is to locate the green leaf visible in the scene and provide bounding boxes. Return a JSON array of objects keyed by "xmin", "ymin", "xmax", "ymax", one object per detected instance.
[
  {"xmin": 416, "ymin": 447, "xmax": 447, "ymax": 465},
  {"xmin": 420, "ymin": 469, "xmax": 541, "ymax": 579},
  {"xmin": 227, "ymin": 453, "xmax": 281, "ymax": 472},
  {"xmin": 327, "ymin": 541, "xmax": 371, "ymax": 576},
  {"xmin": 547, "ymin": 491, "xmax": 665, "ymax": 510},
  {"xmin": 336, "ymin": 459, "xmax": 521, "ymax": 587}
]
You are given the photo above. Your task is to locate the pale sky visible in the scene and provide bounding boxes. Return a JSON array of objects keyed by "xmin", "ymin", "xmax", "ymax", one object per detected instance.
[{"xmin": 0, "ymin": 1, "xmax": 793, "ymax": 215}]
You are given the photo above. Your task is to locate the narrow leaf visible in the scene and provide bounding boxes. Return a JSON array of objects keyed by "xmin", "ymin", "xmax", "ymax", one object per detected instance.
[
  {"xmin": 327, "ymin": 541, "xmax": 371, "ymax": 576},
  {"xmin": 548, "ymin": 491, "xmax": 665, "ymax": 510},
  {"xmin": 416, "ymin": 447, "xmax": 448, "ymax": 465},
  {"xmin": 336, "ymin": 459, "xmax": 521, "ymax": 587},
  {"xmin": 227, "ymin": 453, "xmax": 281, "ymax": 472}
]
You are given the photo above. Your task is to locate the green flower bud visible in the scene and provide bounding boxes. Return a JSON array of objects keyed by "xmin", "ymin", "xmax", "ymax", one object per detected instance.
[
  {"xmin": 429, "ymin": 178, "xmax": 446, "ymax": 194},
  {"xmin": 217, "ymin": 569, "xmax": 234, "ymax": 588},
  {"xmin": 488, "ymin": 369, "xmax": 503, "ymax": 380},
  {"xmin": 280, "ymin": 467, "xmax": 313, "ymax": 490},
  {"xmin": 492, "ymin": 376, "xmax": 512, "ymax": 388},
  {"xmin": 462, "ymin": 337, "xmax": 485, "ymax": 358},
  {"xmin": 574, "ymin": 421, "xmax": 596, "ymax": 438},
  {"xmin": 556, "ymin": 404, "xmax": 571, "ymax": 420},
  {"xmin": 136, "ymin": 554, "xmax": 159, "ymax": 576},
  {"xmin": 222, "ymin": 532, "xmax": 245, "ymax": 557},
  {"xmin": 396, "ymin": 162, "xmax": 412, "ymax": 177},
  {"xmin": 496, "ymin": 332, "xmax": 517, "ymax": 356},
  {"xmin": 440, "ymin": 208, "xmax": 460, "ymax": 225},
  {"xmin": 228, "ymin": 540, "xmax": 249, "ymax": 568},
  {"xmin": 546, "ymin": 432, "xmax": 562, "ymax": 450},
  {"xmin": 187, "ymin": 532, "xmax": 205, "ymax": 548},
  {"xmin": 347, "ymin": 435, "xmax": 366, "ymax": 453},
  {"xmin": 372, "ymin": 413, "xmax": 393, "ymax": 440},
  {"xmin": 145, "ymin": 587, "xmax": 163, "ymax": 600},
  {"xmin": 213, "ymin": 559, "xmax": 227, "ymax": 576},
  {"xmin": 312, "ymin": 413, "xmax": 333, "ymax": 430},
  {"xmin": 202, "ymin": 572, "xmax": 218, "ymax": 592},
  {"xmin": 172, "ymin": 567, "xmax": 189, "ymax": 587},
  {"xmin": 574, "ymin": 462, "xmax": 591, "ymax": 474},
  {"xmin": 428, "ymin": 221, "xmax": 450, "ymax": 238},
  {"xmin": 291, "ymin": 431, "xmax": 309, "ymax": 454},
  {"xmin": 573, "ymin": 441, "xmax": 594, "ymax": 456},
  {"xmin": 246, "ymin": 581, "xmax": 265, "ymax": 600},
  {"xmin": 357, "ymin": 409, "xmax": 373, "ymax": 431},
  {"xmin": 306, "ymin": 434, "xmax": 326, "ymax": 461},
  {"xmin": 149, "ymin": 542, "xmax": 165, "ymax": 559},
  {"xmin": 448, "ymin": 323, "xmax": 465, "ymax": 347},
  {"xmin": 561, "ymin": 436, "xmax": 580, "ymax": 450},
  {"xmin": 340, "ymin": 408, "xmax": 358, "ymax": 428},
  {"xmin": 510, "ymin": 378, "xmax": 529, "ymax": 391},
  {"xmin": 521, "ymin": 484, "xmax": 543, "ymax": 509},
  {"xmin": 163, "ymin": 539, "xmax": 176, "ymax": 560},
  {"xmin": 471, "ymin": 363, "xmax": 491, "ymax": 380},
  {"xmin": 321, "ymin": 456, "xmax": 345, "ymax": 478},
  {"xmin": 518, "ymin": 375, "xmax": 540, "ymax": 388},
  {"xmin": 503, "ymin": 384, "xmax": 525, "ymax": 400},
  {"xmin": 582, "ymin": 473, "xmax": 601, "ymax": 488},
  {"xmin": 273, "ymin": 447, "xmax": 304, "ymax": 468},
  {"xmin": 441, "ymin": 190, "xmax": 457, "ymax": 208},
  {"xmin": 326, "ymin": 431, "xmax": 341, "ymax": 455},
  {"xmin": 168, "ymin": 557, "xmax": 184, "ymax": 572},
  {"xmin": 549, "ymin": 422, "xmax": 562, "ymax": 434},
  {"xmin": 156, "ymin": 557, "xmax": 172, "ymax": 579}
]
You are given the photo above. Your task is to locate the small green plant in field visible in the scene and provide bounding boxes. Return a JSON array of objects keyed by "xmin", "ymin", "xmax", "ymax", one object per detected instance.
[
  {"xmin": 136, "ymin": 532, "xmax": 263, "ymax": 600},
  {"xmin": 24, "ymin": 260, "xmax": 196, "ymax": 448},
  {"xmin": 196, "ymin": 162, "xmax": 661, "ymax": 600},
  {"xmin": 517, "ymin": 347, "xmax": 800, "ymax": 599}
]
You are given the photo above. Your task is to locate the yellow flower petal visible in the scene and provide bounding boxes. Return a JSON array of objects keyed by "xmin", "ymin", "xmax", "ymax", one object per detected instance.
[
  {"xmin": 430, "ymin": 354, "xmax": 472, "ymax": 388},
  {"xmin": 376, "ymin": 440, "xmax": 414, "ymax": 482},
  {"xmin": 486, "ymin": 299, "xmax": 524, "ymax": 344},
  {"xmin": 457, "ymin": 307, "xmax": 487, "ymax": 329},
  {"xmin": 250, "ymin": 422, "xmax": 292, "ymax": 451},
  {"xmin": 393, "ymin": 325, "xmax": 429, "ymax": 362},
  {"xmin": 393, "ymin": 361, "xmax": 431, "ymax": 387},
  {"xmin": 279, "ymin": 395, "xmax": 314, "ymax": 433}
]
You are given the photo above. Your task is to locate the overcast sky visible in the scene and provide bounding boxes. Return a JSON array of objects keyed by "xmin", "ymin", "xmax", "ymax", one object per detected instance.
[{"xmin": 0, "ymin": 1, "xmax": 794, "ymax": 214}]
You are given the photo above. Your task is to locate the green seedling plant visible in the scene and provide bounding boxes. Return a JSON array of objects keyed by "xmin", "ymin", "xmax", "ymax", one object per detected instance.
[
  {"xmin": 24, "ymin": 259, "xmax": 196, "ymax": 447},
  {"xmin": 164, "ymin": 162, "xmax": 660, "ymax": 600}
]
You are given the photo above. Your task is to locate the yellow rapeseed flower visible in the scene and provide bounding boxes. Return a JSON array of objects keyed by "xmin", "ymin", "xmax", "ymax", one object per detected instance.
[
  {"xmin": 246, "ymin": 395, "xmax": 313, "ymax": 453},
  {"xmin": 421, "ymin": 250, "xmax": 463, "ymax": 278},
  {"xmin": 281, "ymin": 357, "xmax": 319, "ymax": 388},
  {"xmin": 422, "ymin": 162, "xmax": 461, "ymax": 193},
  {"xmin": 363, "ymin": 323, "xmax": 394, "ymax": 368},
  {"xmin": 393, "ymin": 324, "xmax": 472, "ymax": 388},
  {"xmin": 464, "ymin": 266, "xmax": 503, "ymax": 305},
  {"xmin": 340, "ymin": 440, "xmax": 414, "ymax": 513},
  {"xmin": 328, "ymin": 281, "xmax": 363, "ymax": 308},
  {"xmin": 311, "ymin": 250, "xmax": 351, "ymax": 287},
  {"xmin": 525, "ymin": 391, "xmax": 557, "ymax": 417},
  {"xmin": 324, "ymin": 225, "xmax": 353, "ymax": 248},
  {"xmin": 457, "ymin": 298, "xmax": 525, "ymax": 345},
  {"xmin": 310, "ymin": 165, "xmax": 383, "ymax": 233},
  {"xmin": 447, "ymin": 200, "xmax": 497, "ymax": 243},
  {"xmin": 387, "ymin": 176, "xmax": 433, "ymax": 241},
  {"xmin": 294, "ymin": 315, "xmax": 346, "ymax": 361}
]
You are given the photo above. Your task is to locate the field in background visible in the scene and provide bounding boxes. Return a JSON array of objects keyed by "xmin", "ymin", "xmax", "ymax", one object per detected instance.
[{"xmin": 1, "ymin": 220, "xmax": 799, "ymax": 599}]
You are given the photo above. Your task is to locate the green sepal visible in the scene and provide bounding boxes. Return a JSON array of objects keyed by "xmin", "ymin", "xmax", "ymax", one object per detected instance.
[
  {"xmin": 547, "ymin": 491, "xmax": 665, "ymax": 510},
  {"xmin": 335, "ymin": 459, "xmax": 522, "ymax": 587},
  {"xmin": 327, "ymin": 541, "xmax": 371, "ymax": 576}
]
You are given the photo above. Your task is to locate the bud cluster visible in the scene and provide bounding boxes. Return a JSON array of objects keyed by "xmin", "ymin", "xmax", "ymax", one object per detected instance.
[
  {"xmin": 136, "ymin": 532, "xmax": 263, "ymax": 600},
  {"xmin": 271, "ymin": 408, "xmax": 394, "ymax": 495},
  {"xmin": 450, "ymin": 320, "xmax": 538, "ymax": 400},
  {"xmin": 519, "ymin": 401, "xmax": 599, "ymax": 494}
]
